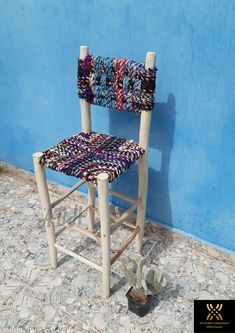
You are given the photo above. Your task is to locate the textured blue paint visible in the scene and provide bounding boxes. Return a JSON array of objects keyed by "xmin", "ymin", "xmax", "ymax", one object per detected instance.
[{"xmin": 1, "ymin": 0, "xmax": 235, "ymax": 252}]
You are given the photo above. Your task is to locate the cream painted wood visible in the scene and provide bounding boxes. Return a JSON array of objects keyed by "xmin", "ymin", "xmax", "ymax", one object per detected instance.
[
  {"xmin": 136, "ymin": 52, "xmax": 156, "ymax": 253},
  {"xmin": 66, "ymin": 204, "xmax": 91, "ymax": 224},
  {"xmin": 33, "ymin": 152, "xmax": 57, "ymax": 268},
  {"xmin": 87, "ymin": 182, "xmax": 95, "ymax": 231},
  {"xmin": 135, "ymin": 154, "xmax": 148, "ymax": 253},
  {"xmin": 55, "ymin": 243, "xmax": 103, "ymax": 272},
  {"xmin": 109, "ymin": 189, "xmax": 136, "ymax": 204},
  {"xmin": 71, "ymin": 225, "xmax": 101, "ymax": 243},
  {"xmin": 51, "ymin": 179, "xmax": 86, "ymax": 208},
  {"xmin": 56, "ymin": 223, "xmax": 101, "ymax": 243},
  {"xmin": 80, "ymin": 46, "xmax": 91, "ymax": 133},
  {"xmin": 110, "ymin": 201, "xmax": 138, "ymax": 233},
  {"xmin": 121, "ymin": 220, "xmax": 136, "ymax": 229},
  {"xmin": 98, "ymin": 173, "xmax": 111, "ymax": 298},
  {"xmin": 55, "ymin": 204, "xmax": 91, "ymax": 237},
  {"xmin": 111, "ymin": 226, "xmax": 140, "ymax": 264},
  {"xmin": 110, "ymin": 214, "xmax": 136, "ymax": 229}
]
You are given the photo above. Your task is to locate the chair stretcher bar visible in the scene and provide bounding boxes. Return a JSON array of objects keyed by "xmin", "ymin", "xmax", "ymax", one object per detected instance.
[
  {"xmin": 55, "ymin": 243, "xmax": 103, "ymax": 272},
  {"xmin": 55, "ymin": 204, "xmax": 91, "ymax": 236},
  {"xmin": 109, "ymin": 189, "xmax": 136, "ymax": 204},
  {"xmin": 110, "ymin": 201, "xmax": 138, "ymax": 233},
  {"xmin": 71, "ymin": 225, "xmax": 101, "ymax": 243},
  {"xmin": 51, "ymin": 179, "xmax": 86, "ymax": 208},
  {"xmin": 111, "ymin": 226, "xmax": 140, "ymax": 264}
]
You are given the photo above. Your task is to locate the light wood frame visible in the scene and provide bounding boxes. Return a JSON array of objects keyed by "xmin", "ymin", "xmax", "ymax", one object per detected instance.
[{"xmin": 33, "ymin": 46, "xmax": 156, "ymax": 298}]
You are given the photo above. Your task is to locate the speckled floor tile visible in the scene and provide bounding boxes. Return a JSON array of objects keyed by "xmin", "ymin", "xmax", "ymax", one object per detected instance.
[{"xmin": 0, "ymin": 163, "xmax": 234, "ymax": 333}]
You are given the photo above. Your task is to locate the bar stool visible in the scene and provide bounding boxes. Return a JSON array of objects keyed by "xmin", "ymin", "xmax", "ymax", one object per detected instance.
[{"xmin": 33, "ymin": 46, "xmax": 156, "ymax": 298}]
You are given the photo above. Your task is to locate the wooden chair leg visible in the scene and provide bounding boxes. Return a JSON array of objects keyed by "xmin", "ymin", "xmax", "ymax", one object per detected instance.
[
  {"xmin": 136, "ymin": 154, "xmax": 148, "ymax": 254},
  {"xmin": 87, "ymin": 182, "xmax": 95, "ymax": 231},
  {"xmin": 33, "ymin": 152, "xmax": 57, "ymax": 268},
  {"xmin": 98, "ymin": 173, "xmax": 111, "ymax": 299}
]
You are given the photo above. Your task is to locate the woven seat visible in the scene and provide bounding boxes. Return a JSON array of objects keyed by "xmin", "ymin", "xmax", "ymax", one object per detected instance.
[{"xmin": 40, "ymin": 132, "xmax": 144, "ymax": 185}]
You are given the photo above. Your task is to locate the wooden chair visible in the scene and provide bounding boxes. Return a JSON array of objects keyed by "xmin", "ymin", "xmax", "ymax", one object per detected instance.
[{"xmin": 33, "ymin": 46, "xmax": 156, "ymax": 298}]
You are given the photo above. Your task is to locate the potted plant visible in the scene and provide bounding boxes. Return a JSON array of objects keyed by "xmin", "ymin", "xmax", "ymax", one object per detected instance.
[{"xmin": 120, "ymin": 244, "xmax": 166, "ymax": 317}]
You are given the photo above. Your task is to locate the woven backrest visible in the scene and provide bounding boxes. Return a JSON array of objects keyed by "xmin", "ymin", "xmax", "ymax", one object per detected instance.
[{"xmin": 77, "ymin": 55, "xmax": 156, "ymax": 114}]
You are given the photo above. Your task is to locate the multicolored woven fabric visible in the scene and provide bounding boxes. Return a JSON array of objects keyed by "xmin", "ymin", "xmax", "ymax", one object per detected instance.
[
  {"xmin": 40, "ymin": 132, "xmax": 144, "ymax": 185},
  {"xmin": 77, "ymin": 55, "xmax": 156, "ymax": 114}
]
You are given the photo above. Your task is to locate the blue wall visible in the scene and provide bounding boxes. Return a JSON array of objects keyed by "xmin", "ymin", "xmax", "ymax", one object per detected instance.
[{"xmin": 1, "ymin": 0, "xmax": 235, "ymax": 253}]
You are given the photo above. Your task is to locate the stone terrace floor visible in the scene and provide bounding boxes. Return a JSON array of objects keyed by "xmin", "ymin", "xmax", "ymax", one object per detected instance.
[{"xmin": 0, "ymin": 163, "xmax": 234, "ymax": 333}]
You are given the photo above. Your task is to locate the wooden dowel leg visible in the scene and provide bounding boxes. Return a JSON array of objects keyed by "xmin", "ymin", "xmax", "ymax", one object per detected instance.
[
  {"xmin": 98, "ymin": 173, "xmax": 111, "ymax": 299},
  {"xmin": 33, "ymin": 152, "xmax": 57, "ymax": 268},
  {"xmin": 136, "ymin": 154, "xmax": 148, "ymax": 254},
  {"xmin": 87, "ymin": 182, "xmax": 95, "ymax": 231},
  {"xmin": 136, "ymin": 52, "xmax": 156, "ymax": 253}
]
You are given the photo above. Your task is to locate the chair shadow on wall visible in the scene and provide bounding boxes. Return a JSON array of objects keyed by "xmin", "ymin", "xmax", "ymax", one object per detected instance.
[{"xmin": 109, "ymin": 93, "xmax": 176, "ymax": 255}]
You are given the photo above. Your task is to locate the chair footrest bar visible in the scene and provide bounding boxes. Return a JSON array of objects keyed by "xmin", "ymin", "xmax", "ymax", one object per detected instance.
[
  {"xmin": 55, "ymin": 243, "xmax": 103, "ymax": 272},
  {"xmin": 111, "ymin": 226, "xmax": 140, "ymax": 265},
  {"xmin": 122, "ymin": 221, "xmax": 136, "ymax": 229},
  {"xmin": 69, "ymin": 204, "xmax": 91, "ymax": 224},
  {"xmin": 111, "ymin": 214, "xmax": 136, "ymax": 229},
  {"xmin": 55, "ymin": 204, "xmax": 91, "ymax": 236},
  {"xmin": 109, "ymin": 189, "xmax": 136, "ymax": 204},
  {"xmin": 110, "ymin": 201, "xmax": 138, "ymax": 233},
  {"xmin": 51, "ymin": 179, "xmax": 86, "ymax": 208},
  {"xmin": 71, "ymin": 225, "xmax": 101, "ymax": 243}
]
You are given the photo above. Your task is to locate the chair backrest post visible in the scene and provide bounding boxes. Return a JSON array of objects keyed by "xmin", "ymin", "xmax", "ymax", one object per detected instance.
[
  {"xmin": 139, "ymin": 52, "xmax": 156, "ymax": 151},
  {"xmin": 80, "ymin": 45, "xmax": 92, "ymax": 133}
]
